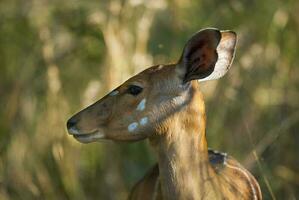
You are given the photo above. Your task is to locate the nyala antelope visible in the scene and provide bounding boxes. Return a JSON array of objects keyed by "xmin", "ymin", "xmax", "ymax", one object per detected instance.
[{"xmin": 67, "ymin": 28, "xmax": 262, "ymax": 199}]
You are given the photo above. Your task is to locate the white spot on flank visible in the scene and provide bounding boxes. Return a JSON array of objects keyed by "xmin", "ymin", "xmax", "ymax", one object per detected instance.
[
  {"xmin": 139, "ymin": 117, "xmax": 148, "ymax": 126},
  {"xmin": 128, "ymin": 122, "xmax": 138, "ymax": 132},
  {"xmin": 109, "ymin": 90, "xmax": 119, "ymax": 96},
  {"xmin": 136, "ymin": 98, "xmax": 146, "ymax": 111}
]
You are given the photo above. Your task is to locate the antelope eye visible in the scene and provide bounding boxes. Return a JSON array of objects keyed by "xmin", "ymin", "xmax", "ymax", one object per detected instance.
[{"xmin": 127, "ymin": 85, "xmax": 143, "ymax": 96}]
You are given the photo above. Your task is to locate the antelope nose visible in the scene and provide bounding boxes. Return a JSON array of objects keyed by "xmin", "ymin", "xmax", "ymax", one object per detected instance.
[{"xmin": 67, "ymin": 118, "xmax": 79, "ymax": 135}]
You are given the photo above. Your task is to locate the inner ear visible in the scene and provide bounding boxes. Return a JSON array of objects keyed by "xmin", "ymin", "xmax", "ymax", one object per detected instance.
[{"xmin": 178, "ymin": 29, "xmax": 221, "ymax": 83}]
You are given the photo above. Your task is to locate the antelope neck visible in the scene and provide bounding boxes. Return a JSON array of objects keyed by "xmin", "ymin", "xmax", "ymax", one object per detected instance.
[{"xmin": 152, "ymin": 83, "xmax": 214, "ymax": 199}]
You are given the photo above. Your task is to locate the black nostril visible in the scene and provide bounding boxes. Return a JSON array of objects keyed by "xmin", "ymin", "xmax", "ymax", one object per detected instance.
[{"xmin": 67, "ymin": 118, "xmax": 77, "ymax": 130}]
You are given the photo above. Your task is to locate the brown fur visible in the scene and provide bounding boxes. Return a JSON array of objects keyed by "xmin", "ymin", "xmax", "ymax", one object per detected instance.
[
  {"xmin": 140, "ymin": 81, "xmax": 261, "ymax": 200},
  {"xmin": 66, "ymin": 29, "xmax": 262, "ymax": 199},
  {"xmin": 129, "ymin": 151, "xmax": 262, "ymax": 200}
]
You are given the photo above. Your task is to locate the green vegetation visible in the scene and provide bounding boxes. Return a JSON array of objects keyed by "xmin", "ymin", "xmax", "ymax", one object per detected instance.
[{"xmin": 0, "ymin": 0, "xmax": 298, "ymax": 199}]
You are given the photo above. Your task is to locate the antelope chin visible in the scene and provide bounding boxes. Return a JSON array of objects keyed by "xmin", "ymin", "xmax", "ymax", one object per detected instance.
[{"xmin": 73, "ymin": 131, "xmax": 106, "ymax": 143}]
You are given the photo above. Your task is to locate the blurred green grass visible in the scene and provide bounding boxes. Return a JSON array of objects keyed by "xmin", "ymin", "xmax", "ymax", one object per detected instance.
[{"xmin": 0, "ymin": 0, "xmax": 299, "ymax": 199}]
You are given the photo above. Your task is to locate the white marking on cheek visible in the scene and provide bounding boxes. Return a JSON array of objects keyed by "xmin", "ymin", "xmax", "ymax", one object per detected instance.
[
  {"xmin": 139, "ymin": 117, "xmax": 148, "ymax": 126},
  {"xmin": 173, "ymin": 95, "xmax": 186, "ymax": 106},
  {"xmin": 109, "ymin": 90, "xmax": 119, "ymax": 96},
  {"xmin": 136, "ymin": 98, "xmax": 146, "ymax": 111},
  {"xmin": 128, "ymin": 122, "xmax": 138, "ymax": 132}
]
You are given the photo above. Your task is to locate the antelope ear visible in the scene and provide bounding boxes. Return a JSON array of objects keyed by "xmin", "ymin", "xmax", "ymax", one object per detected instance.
[{"xmin": 177, "ymin": 28, "xmax": 237, "ymax": 83}]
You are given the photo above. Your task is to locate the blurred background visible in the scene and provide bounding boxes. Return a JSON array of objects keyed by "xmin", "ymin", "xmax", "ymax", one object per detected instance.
[{"xmin": 0, "ymin": 0, "xmax": 298, "ymax": 199}]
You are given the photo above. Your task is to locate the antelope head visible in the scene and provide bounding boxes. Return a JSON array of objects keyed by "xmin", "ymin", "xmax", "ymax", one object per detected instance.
[{"xmin": 66, "ymin": 28, "xmax": 237, "ymax": 143}]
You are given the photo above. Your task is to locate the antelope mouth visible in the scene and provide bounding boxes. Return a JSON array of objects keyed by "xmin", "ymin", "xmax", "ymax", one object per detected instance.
[{"xmin": 72, "ymin": 131, "xmax": 106, "ymax": 143}]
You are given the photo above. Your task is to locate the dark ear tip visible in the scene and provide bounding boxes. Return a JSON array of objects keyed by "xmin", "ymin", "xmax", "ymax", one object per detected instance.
[
  {"xmin": 183, "ymin": 28, "xmax": 222, "ymax": 52},
  {"xmin": 198, "ymin": 28, "xmax": 221, "ymax": 40},
  {"xmin": 200, "ymin": 27, "xmax": 220, "ymax": 33}
]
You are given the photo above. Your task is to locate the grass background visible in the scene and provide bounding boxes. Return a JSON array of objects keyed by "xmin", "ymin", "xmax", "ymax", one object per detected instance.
[{"xmin": 0, "ymin": 0, "xmax": 299, "ymax": 199}]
